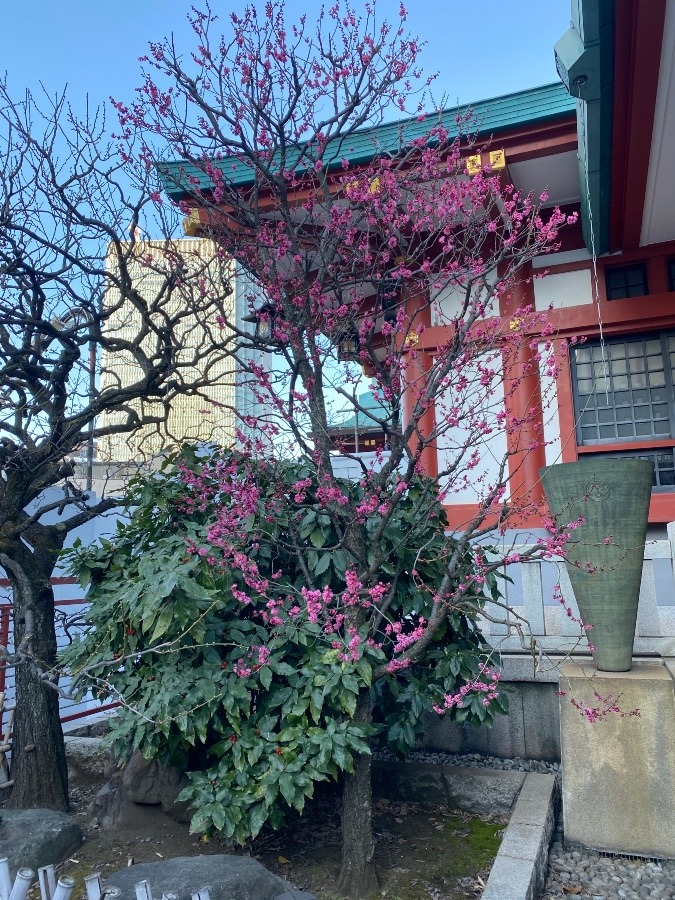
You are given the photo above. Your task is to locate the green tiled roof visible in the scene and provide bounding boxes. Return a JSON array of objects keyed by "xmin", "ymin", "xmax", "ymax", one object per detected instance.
[
  {"xmin": 160, "ymin": 82, "xmax": 575, "ymax": 202},
  {"xmin": 331, "ymin": 392, "xmax": 390, "ymax": 431}
]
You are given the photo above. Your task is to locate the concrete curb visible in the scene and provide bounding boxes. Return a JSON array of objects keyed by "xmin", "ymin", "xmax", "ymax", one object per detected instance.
[{"xmin": 481, "ymin": 772, "xmax": 558, "ymax": 900}]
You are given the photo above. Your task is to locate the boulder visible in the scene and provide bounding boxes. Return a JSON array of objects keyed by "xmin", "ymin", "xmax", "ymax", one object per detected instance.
[
  {"xmin": 64, "ymin": 736, "xmax": 110, "ymax": 786},
  {"xmin": 104, "ymin": 855, "xmax": 296, "ymax": 900},
  {"xmin": 0, "ymin": 809, "xmax": 82, "ymax": 874},
  {"xmin": 65, "ymin": 716, "xmax": 117, "ymax": 738},
  {"xmin": 122, "ymin": 752, "xmax": 190, "ymax": 819},
  {"xmin": 89, "ymin": 752, "xmax": 191, "ymax": 828},
  {"xmin": 274, "ymin": 893, "xmax": 317, "ymax": 899},
  {"xmin": 89, "ymin": 772, "xmax": 176, "ymax": 829}
]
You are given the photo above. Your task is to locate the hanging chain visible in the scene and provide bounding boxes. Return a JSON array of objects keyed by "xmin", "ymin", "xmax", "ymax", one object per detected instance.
[{"xmin": 576, "ymin": 85, "xmax": 610, "ymax": 400}]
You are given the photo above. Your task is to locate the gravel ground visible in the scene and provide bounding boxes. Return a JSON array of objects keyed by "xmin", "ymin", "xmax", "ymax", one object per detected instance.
[
  {"xmin": 541, "ymin": 822, "xmax": 675, "ymax": 899},
  {"xmin": 373, "ymin": 748, "xmax": 561, "ymax": 774}
]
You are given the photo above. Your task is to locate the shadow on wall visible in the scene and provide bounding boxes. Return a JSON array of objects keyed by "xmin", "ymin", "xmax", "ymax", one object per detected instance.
[{"xmin": 421, "ymin": 659, "xmax": 563, "ymax": 762}]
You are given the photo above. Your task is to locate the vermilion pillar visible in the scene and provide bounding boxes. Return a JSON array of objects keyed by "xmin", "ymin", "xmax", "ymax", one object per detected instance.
[
  {"xmin": 499, "ymin": 263, "xmax": 547, "ymax": 506},
  {"xmin": 402, "ymin": 282, "xmax": 438, "ymax": 478}
]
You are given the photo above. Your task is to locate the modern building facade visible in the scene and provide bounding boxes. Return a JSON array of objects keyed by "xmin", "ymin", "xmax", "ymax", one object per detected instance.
[{"xmin": 97, "ymin": 239, "xmax": 238, "ymax": 466}]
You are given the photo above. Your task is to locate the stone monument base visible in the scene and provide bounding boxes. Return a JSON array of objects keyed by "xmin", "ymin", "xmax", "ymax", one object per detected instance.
[{"xmin": 559, "ymin": 660, "xmax": 675, "ymax": 859}]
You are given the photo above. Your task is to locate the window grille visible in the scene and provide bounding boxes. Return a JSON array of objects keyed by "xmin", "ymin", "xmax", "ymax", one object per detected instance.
[
  {"xmin": 571, "ymin": 332, "xmax": 675, "ymax": 491},
  {"xmin": 605, "ymin": 263, "xmax": 649, "ymax": 300}
]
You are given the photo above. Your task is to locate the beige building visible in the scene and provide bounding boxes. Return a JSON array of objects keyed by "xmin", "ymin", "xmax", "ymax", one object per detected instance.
[{"xmin": 97, "ymin": 239, "xmax": 237, "ymax": 465}]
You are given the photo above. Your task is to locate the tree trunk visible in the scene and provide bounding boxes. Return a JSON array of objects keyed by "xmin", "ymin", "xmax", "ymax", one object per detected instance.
[
  {"xmin": 3, "ymin": 555, "xmax": 68, "ymax": 810},
  {"xmin": 337, "ymin": 691, "xmax": 379, "ymax": 899}
]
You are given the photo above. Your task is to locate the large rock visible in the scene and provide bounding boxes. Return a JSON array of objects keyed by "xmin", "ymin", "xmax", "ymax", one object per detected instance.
[
  {"xmin": 0, "ymin": 809, "xmax": 82, "ymax": 874},
  {"xmin": 64, "ymin": 736, "xmax": 110, "ymax": 786},
  {"xmin": 273, "ymin": 894, "xmax": 316, "ymax": 899},
  {"xmin": 104, "ymin": 855, "xmax": 297, "ymax": 900},
  {"xmin": 122, "ymin": 752, "xmax": 189, "ymax": 817},
  {"xmin": 273, "ymin": 894, "xmax": 317, "ymax": 899},
  {"xmin": 90, "ymin": 752, "xmax": 191, "ymax": 828},
  {"xmin": 65, "ymin": 716, "xmax": 117, "ymax": 738}
]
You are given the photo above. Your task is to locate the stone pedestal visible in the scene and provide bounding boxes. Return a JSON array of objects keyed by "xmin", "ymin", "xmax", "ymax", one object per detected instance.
[{"xmin": 559, "ymin": 660, "xmax": 675, "ymax": 858}]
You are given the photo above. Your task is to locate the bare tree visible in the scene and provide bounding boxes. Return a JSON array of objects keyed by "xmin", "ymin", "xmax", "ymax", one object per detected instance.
[{"xmin": 0, "ymin": 80, "xmax": 236, "ymax": 809}]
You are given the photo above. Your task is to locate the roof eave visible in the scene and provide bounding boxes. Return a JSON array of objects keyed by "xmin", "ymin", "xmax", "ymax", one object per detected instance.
[
  {"xmin": 554, "ymin": 0, "xmax": 614, "ymax": 255},
  {"xmin": 159, "ymin": 82, "xmax": 576, "ymax": 204}
]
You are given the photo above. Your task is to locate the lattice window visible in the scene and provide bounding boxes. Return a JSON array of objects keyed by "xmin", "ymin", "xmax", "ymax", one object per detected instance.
[
  {"xmin": 571, "ymin": 332, "xmax": 675, "ymax": 491},
  {"xmin": 604, "ymin": 263, "xmax": 648, "ymax": 300}
]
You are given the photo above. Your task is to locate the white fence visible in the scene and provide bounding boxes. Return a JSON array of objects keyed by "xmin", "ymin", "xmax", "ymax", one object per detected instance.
[
  {"xmin": 0, "ymin": 859, "xmax": 207, "ymax": 900},
  {"xmin": 484, "ymin": 523, "xmax": 675, "ymax": 657},
  {"xmin": 0, "ymin": 577, "xmax": 115, "ymax": 731}
]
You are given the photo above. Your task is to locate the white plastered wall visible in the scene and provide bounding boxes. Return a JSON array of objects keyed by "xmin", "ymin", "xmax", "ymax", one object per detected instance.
[
  {"xmin": 431, "ymin": 282, "xmax": 495, "ymax": 325},
  {"xmin": 538, "ymin": 341, "xmax": 565, "ymax": 467},
  {"xmin": 533, "ymin": 268, "xmax": 593, "ymax": 311},
  {"xmin": 435, "ymin": 353, "xmax": 509, "ymax": 504}
]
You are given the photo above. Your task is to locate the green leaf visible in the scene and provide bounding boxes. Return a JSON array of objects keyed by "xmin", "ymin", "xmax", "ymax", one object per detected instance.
[
  {"xmin": 313, "ymin": 553, "xmax": 331, "ymax": 576},
  {"xmin": 279, "ymin": 772, "xmax": 297, "ymax": 806},
  {"xmin": 332, "ymin": 744, "xmax": 350, "ymax": 771},
  {"xmin": 150, "ymin": 605, "xmax": 174, "ymax": 642},
  {"xmin": 340, "ymin": 691, "xmax": 357, "ymax": 717},
  {"xmin": 309, "ymin": 688, "xmax": 323, "ymax": 723},
  {"xmin": 331, "ymin": 550, "xmax": 347, "ymax": 575},
  {"xmin": 341, "ymin": 674, "xmax": 360, "ymax": 695},
  {"xmin": 248, "ymin": 802, "xmax": 268, "ymax": 839},
  {"xmin": 271, "ymin": 661, "xmax": 296, "ymax": 676},
  {"xmin": 220, "ymin": 804, "xmax": 240, "ymax": 837},
  {"xmin": 356, "ymin": 659, "xmax": 373, "ymax": 686},
  {"xmin": 309, "ymin": 529, "xmax": 326, "ymax": 549}
]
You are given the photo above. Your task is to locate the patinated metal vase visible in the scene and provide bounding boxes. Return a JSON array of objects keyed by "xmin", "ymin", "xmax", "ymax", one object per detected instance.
[{"xmin": 540, "ymin": 458, "xmax": 653, "ymax": 672}]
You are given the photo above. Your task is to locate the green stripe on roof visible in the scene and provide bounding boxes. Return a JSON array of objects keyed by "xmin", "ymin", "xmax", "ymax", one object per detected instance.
[
  {"xmin": 160, "ymin": 82, "xmax": 575, "ymax": 201},
  {"xmin": 571, "ymin": 0, "xmax": 614, "ymax": 256}
]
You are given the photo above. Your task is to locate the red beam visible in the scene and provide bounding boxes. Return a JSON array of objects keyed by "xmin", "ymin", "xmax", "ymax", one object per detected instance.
[{"xmin": 610, "ymin": 0, "xmax": 668, "ymax": 251}]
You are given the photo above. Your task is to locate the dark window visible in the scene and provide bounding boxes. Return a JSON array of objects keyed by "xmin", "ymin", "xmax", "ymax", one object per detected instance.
[
  {"xmin": 605, "ymin": 263, "xmax": 648, "ymax": 300},
  {"xmin": 571, "ymin": 333, "xmax": 675, "ymax": 490},
  {"xmin": 589, "ymin": 450, "xmax": 673, "ymax": 489},
  {"xmin": 668, "ymin": 259, "xmax": 675, "ymax": 292}
]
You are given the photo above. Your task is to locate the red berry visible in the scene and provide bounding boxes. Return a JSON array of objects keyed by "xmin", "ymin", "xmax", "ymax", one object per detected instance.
[
  {"xmin": 275, "ymin": 748, "xmax": 283, "ymax": 755},
  {"xmin": 229, "ymin": 735, "xmax": 237, "ymax": 743}
]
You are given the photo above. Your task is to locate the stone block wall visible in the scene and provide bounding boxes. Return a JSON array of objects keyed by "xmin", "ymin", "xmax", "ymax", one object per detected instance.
[{"xmin": 420, "ymin": 654, "xmax": 565, "ymax": 761}]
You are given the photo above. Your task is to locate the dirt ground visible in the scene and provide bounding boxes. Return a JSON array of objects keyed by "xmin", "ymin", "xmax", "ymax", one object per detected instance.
[{"xmin": 60, "ymin": 779, "xmax": 503, "ymax": 900}]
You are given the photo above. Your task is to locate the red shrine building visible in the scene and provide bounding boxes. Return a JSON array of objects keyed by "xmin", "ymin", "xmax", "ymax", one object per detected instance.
[
  {"xmin": 510, "ymin": 0, "xmax": 675, "ymax": 530},
  {"xmin": 169, "ymin": 0, "xmax": 675, "ymax": 530},
  {"xmin": 391, "ymin": 0, "xmax": 675, "ymax": 531}
]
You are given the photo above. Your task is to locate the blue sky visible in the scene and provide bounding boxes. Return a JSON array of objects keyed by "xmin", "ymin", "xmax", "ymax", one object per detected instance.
[{"xmin": 1, "ymin": 1, "xmax": 571, "ymax": 113}]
